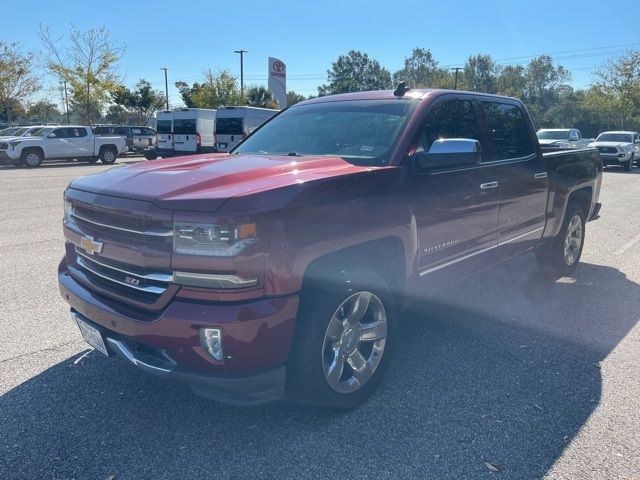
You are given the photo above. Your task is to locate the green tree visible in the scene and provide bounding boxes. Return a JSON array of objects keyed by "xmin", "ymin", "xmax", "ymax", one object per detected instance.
[
  {"xmin": 318, "ymin": 50, "xmax": 392, "ymax": 95},
  {"xmin": 497, "ymin": 65, "xmax": 527, "ymax": 98},
  {"xmin": 111, "ymin": 79, "xmax": 165, "ymax": 123},
  {"xmin": 0, "ymin": 42, "xmax": 40, "ymax": 125},
  {"xmin": 593, "ymin": 50, "xmax": 640, "ymax": 129},
  {"xmin": 26, "ymin": 100, "xmax": 61, "ymax": 124},
  {"xmin": 246, "ymin": 86, "xmax": 279, "ymax": 108},
  {"xmin": 523, "ymin": 55, "xmax": 571, "ymax": 118},
  {"xmin": 393, "ymin": 48, "xmax": 449, "ymax": 88},
  {"xmin": 175, "ymin": 69, "xmax": 241, "ymax": 109},
  {"xmin": 40, "ymin": 25, "xmax": 125, "ymax": 124},
  {"xmin": 463, "ymin": 54, "xmax": 500, "ymax": 94},
  {"xmin": 286, "ymin": 91, "xmax": 306, "ymax": 106}
]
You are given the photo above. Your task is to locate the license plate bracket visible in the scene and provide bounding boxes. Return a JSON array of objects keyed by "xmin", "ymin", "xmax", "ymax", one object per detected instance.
[{"xmin": 75, "ymin": 316, "xmax": 110, "ymax": 356}]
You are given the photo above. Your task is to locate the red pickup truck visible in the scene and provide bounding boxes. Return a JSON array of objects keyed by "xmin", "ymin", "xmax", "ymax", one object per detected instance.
[{"xmin": 59, "ymin": 87, "xmax": 602, "ymax": 408}]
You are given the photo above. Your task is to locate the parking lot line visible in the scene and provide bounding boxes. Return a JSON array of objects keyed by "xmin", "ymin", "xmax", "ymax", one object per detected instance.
[{"xmin": 615, "ymin": 232, "xmax": 640, "ymax": 256}]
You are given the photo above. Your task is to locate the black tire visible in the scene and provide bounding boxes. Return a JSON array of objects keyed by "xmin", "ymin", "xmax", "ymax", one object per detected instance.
[
  {"xmin": 623, "ymin": 159, "xmax": 632, "ymax": 171},
  {"xmin": 21, "ymin": 148, "xmax": 43, "ymax": 168},
  {"xmin": 286, "ymin": 267, "xmax": 396, "ymax": 409},
  {"xmin": 99, "ymin": 147, "xmax": 118, "ymax": 164},
  {"xmin": 536, "ymin": 203, "xmax": 586, "ymax": 279},
  {"xmin": 144, "ymin": 150, "xmax": 158, "ymax": 160}
]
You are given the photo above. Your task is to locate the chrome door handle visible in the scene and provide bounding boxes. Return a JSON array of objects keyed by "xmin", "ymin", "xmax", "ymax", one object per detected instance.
[
  {"xmin": 480, "ymin": 181, "xmax": 499, "ymax": 190},
  {"xmin": 534, "ymin": 172, "xmax": 548, "ymax": 179}
]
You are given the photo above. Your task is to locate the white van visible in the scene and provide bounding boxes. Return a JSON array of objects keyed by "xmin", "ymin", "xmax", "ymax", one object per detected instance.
[
  {"xmin": 155, "ymin": 111, "xmax": 173, "ymax": 155},
  {"xmin": 215, "ymin": 107, "xmax": 278, "ymax": 152},
  {"xmin": 173, "ymin": 108, "xmax": 217, "ymax": 155}
]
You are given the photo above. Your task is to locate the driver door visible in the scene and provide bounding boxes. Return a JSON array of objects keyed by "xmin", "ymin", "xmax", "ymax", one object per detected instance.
[{"xmin": 409, "ymin": 95, "xmax": 501, "ymax": 291}]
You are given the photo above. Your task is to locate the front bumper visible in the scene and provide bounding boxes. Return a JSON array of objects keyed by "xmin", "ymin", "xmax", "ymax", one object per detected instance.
[
  {"xmin": 0, "ymin": 150, "xmax": 19, "ymax": 164},
  {"xmin": 59, "ymin": 260, "xmax": 299, "ymax": 405},
  {"xmin": 600, "ymin": 153, "xmax": 632, "ymax": 165},
  {"xmin": 71, "ymin": 311, "xmax": 286, "ymax": 405}
]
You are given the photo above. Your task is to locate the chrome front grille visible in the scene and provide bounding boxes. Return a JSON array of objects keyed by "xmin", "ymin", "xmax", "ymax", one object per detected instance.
[
  {"xmin": 74, "ymin": 248, "xmax": 171, "ymax": 302},
  {"xmin": 71, "ymin": 205, "xmax": 173, "ymax": 240}
]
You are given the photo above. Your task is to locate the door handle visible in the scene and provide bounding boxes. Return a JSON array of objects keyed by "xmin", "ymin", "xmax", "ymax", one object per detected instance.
[
  {"xmin": 480, "ymin": 181, "xmax": 499, "ymax": 190},
  {"xmin": 534, "ymin": 172, "xmax": 548, "ymax": 179}
]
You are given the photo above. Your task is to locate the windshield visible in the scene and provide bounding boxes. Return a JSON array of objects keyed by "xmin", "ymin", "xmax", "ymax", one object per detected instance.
[
  {"xmin": 537, "ymin": 130, "xmax": 569, "ymax": 140},
  {"xmin": 1, "ymin": 127, "xmax": 21, "ymax": 136},
  {"xmin": 24, "ymin": 127, "xmax": 44, "ymax": 136},
  {"xmin": 33, "ymin": 128, "xmax": 55, "ymax": 137},
  {"xmin": 233, "ymin": 99, "xmax": 418, "ymax": 166},
  {"xmin": 596, "ymin": 133, "xmax": 632, "ymax": 143},
  {"xmin": 13, "ymin": 127, "xmax": 30, "ymax": 136}
]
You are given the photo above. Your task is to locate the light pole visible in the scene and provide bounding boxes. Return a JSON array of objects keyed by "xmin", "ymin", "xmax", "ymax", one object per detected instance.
[
  {"xmin": 161, "ymin": 67, "xmax": 169, "ymax": 110},
  {"xmin": 234, "ymin": 49, "xmax": 247, "ymax": 99},
  {"xmin": 450, "ymin": 67, "xmax": 462, "ymax": 90}
]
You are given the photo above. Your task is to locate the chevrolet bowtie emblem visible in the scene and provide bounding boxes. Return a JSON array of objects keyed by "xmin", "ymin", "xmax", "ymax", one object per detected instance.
[{"xmin": 80, "ymin": 235, "xmax": 103, "ymax": 255}]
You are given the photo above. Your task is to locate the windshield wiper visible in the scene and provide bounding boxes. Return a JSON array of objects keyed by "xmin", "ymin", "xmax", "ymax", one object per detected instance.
[{"xmin": 287, "ymin": 151, "xmax": 302, "ymax": 157}]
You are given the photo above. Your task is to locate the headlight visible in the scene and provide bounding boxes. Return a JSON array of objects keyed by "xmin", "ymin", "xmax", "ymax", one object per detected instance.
[
  {"xmin": 63, "ymin": 198, "xmax": 73, "ymax": 223},
  {"xmin": 173, "ymin": 222, "xmax": 257, "ymax": 256},
  {"xmin": 8, "ymin": 140, "xmax": 22, "ymax": 148}
]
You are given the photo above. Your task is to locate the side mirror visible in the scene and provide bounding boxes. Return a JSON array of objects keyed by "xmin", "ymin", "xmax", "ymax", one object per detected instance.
[
  {"xmin": 47, "ymin": 133, "xmax": 56, "ymax": 138},
  {"xmin": 411, "ymin": 138, "xmax": 482, "ymax": 174}
]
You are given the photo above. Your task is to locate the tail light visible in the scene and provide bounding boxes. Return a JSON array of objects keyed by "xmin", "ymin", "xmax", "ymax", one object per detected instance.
[{"xmin": 196, "ymin": 132, "xmax": 201, "ymax": 147}]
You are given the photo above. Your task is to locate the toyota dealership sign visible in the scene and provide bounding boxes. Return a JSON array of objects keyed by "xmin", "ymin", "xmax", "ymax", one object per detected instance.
[{"xmin": 268, "ymin": 57, "xmax": 286, "ymax": 109}]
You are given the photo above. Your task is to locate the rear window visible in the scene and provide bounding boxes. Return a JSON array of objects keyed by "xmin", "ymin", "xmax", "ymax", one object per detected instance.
[
  {"xmin": 216, "ymin": 118, "xmax": 243, "ymax": 135},
  {"xmin": 597, "ymin": 133, "xmax": 632, "ymax": 143},
  {"xmin": 94, "ymin": 126, "xmax": 114, "ymax": 135},
  {"xmin": 156, "ymin": 120, "xmax": 171, "ymax": 134},
  {"xmin": 115, "ymin": 127, "xmax": 130, "ymax": 136},
  {"xmin": 173, "ymin": 119, "xmax": 196, "ymax": 135},
  {"xmin": 482, "ymin": 102, "xmax": 535, "ymax": 161}
]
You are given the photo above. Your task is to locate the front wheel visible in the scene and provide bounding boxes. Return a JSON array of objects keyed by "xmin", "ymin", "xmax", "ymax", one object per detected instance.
[
  {"xmin": 21, "ymin": 149, "xmax": 42, "ymax": 168},
  {"xmin": 286, "ymin": 267, "xmax": 395, "ymax": 409},
  {"xmin": 536, "ymin": 203, "xmax": 586, "ymax": 279},
  {"xmin": 99, "ymin": 147, "xmax": 118, "ymax": 164},
  {"xmin": 623, "ymin": 158, "xmax": 632, "ymax": 171}
]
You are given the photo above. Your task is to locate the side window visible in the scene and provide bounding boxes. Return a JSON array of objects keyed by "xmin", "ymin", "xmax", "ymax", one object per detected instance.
[
  {"xmin": 50, "ymin": 128, "xmax": 67, "ymax": 139},
  {"xmin": 482, "ymin": 102, "xmax": 535, "ymax": 161},
  {"xmin": 74, "ymin": 128, "xmax": 88, "ymax": 137},
  {"xmin": 417, "ymin": 99, "xmax": 481, "ymax": 153}
]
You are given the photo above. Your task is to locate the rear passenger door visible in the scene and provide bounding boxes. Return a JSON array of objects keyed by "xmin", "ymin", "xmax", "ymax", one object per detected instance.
[{"xmin": 480, "ymin": 100, "xmax": 548, "ymax": 258}]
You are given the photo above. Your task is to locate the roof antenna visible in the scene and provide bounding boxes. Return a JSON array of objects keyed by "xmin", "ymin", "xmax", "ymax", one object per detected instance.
[{"xmin": 393, "ymin": 81, "xmax": 410, "ymax": 97}]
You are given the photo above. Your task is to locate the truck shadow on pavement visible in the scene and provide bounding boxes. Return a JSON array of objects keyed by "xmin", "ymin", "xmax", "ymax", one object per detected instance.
[{"xmin": 1, "ymin": 256, "xmax": 638, "ymax": 479}]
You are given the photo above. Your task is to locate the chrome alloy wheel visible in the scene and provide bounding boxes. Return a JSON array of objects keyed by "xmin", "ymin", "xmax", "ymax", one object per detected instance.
[
  {"xmin": 564, "ymin": 214, "xmax": 583, "ymax": 266},
  {"xmin": 322, "ymin": 291, "xmax": 388, "ymax": 394},
  {"xmin": 102, "ymin": 150, "xmax": 116, "ymax": 163},
  {"xmin": 25, "ymin": 152, "xmax": 40, "ymax": 166}
]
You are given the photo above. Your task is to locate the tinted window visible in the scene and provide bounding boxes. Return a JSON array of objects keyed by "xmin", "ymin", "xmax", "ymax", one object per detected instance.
[
  {"xmin": 115, "ymin": 127, "xmax": 130, "ymax": 136},
  {"xmin": 482, "ymin": 102, "xmax": 534, "ymax": 160},
  {"xmin": 130, "ymin": 128, "xmax": 143, "ymax": 135},
  {"xmin": 67, "ymin": 127, "xmax": 87, "ymax": 138},
  {"xmin": 94, "ymin": 126, "xmax": 114, "ymax": 135},
  {"xmin": 418, "ymin": 100, "xmax": 481, "ymax": 153},
  {"xmin": 173, "ymin": 119, "xmax": 196, "ymax": 135},
  {"xmin": 50, "ymin": 128, "xmax": 68, "ymax": 138},
  {"xmin": 216, "ymin": 118, "xmax": 243, "ymax": 135},
  {"xmin": 537, "ymin": 130, "xmax": 569, "ymax": 140},
  {"xmin": 157, "ymin": 120, "xmax": 171, "ymax": 134},
  {"xmin": 142, "ymin": 127, "xmax": 155, "ymax": 135}
]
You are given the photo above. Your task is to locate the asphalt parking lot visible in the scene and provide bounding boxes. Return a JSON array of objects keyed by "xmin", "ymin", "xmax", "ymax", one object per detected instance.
[{"xmin": 0, "ymin": 158, "xmax": 639, "ymax": 480}]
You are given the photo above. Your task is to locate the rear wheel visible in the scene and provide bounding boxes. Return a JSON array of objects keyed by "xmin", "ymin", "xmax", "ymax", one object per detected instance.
[
  {"xmin": 99, "ymin": 147, "xmax": 117, "ymax": 164},
  {"xmin": 286, "ymin": 267, "xmax": 395, "ymax": 409},
  {"xmin": 21, "ymin": 149, "xmax": 42, "ymax": 168},
  {"xmin": 536, "ymin": 203, "xmax": 585, "ymax": 279},
  {"xmin": 144, "ymin": 150, "xmax": 158, "ymax": 160}
]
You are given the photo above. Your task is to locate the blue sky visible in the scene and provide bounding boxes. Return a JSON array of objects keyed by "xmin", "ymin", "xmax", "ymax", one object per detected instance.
[{"xmin": 4, "ymin": 0, "xmax": 639, "ymax": 108}]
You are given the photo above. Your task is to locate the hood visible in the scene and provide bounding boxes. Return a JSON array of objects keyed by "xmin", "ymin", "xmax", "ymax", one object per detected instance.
[
  {"xmin": 538, "ymin": 139, "xmax": 569, "ymax": 146},
  {"xmin": 592, "ymin": 141, "xmax": 631, "ymax": 148},
  {"xmin": 69, "ymin": 153, "xmax": 380, "ymax": 211},
  {"xmin": 0, "ymin": 135, "xmax": 26, "ymax": 143}
]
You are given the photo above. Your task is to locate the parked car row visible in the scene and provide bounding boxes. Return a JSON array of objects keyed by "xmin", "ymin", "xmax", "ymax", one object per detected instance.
[
  {"xmin": 537, "ymin": 128, "xmax": 640, "ymax": 171},
  {"xmin": 145, "ymin": 106, "xmax": 278, "ymax": 160}
]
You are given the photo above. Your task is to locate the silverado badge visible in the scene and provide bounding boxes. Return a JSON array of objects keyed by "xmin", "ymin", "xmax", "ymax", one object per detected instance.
[{"xmin": 80, "ymin": 235, "xmax": 103, "ymax": 255}]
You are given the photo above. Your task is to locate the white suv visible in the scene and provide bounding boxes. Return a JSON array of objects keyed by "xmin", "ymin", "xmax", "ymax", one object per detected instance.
[{"xmin": 589, "ymin": 131, "xmax": 640, "ymax": 171}]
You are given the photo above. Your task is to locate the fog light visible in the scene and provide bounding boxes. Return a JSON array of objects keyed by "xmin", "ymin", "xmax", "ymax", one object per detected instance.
[{"xmin": 200, "ymin": 328, "xmax": 224, "ymax": 361}]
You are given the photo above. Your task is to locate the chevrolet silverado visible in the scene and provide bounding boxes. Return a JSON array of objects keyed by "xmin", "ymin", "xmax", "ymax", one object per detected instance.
[{"xmin": 59, "ymin": 87, "xmax": 602, "ymax": 408}]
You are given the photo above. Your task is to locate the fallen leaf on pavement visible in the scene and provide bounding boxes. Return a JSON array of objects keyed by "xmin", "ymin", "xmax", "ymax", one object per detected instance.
[{"xmin": 485, "ymin": 462, "xmax": 502, "ymax": 473}]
